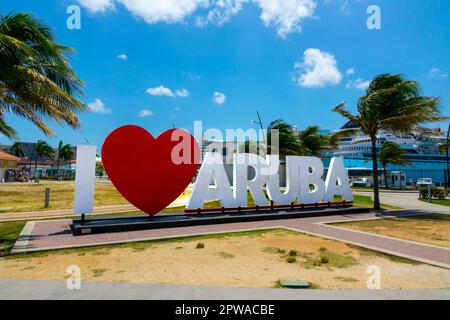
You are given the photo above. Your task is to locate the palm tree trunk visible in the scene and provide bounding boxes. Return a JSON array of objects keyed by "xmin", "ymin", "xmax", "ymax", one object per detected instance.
[
  {"xmin": 371, "ymin": 135, "xmax": 381, "ymax": 210},
  {"xmin": 383, "ymin": 164, "xmax": 388, "ymax": 189}
]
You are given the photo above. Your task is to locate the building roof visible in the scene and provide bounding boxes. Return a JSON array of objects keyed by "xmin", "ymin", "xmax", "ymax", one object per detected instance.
[{"xmin": 0, "ymin": 151, "xmax": 20, "ymax": 161}]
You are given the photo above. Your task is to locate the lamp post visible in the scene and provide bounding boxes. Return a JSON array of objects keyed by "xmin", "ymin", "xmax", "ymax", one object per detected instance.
[{"xmin": 251, "ymin": 111, "xmax": 266, "ymax": 144}]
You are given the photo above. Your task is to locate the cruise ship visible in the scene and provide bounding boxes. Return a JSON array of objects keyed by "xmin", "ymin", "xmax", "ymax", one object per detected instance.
[{"xmin": 328, "ymin": 122, "xmax": 448, "ymax": 187}]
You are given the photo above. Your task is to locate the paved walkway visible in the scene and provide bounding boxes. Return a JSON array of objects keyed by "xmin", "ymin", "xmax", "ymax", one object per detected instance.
[
  {"xmin": 12, "ymin": 211, "xmax": 450, "ymax": 269},
  {"xmin": 355, "ymin": 190, "xmax": 450, "ymax": 214},
  {"xmin": 1, "ymin": 279, "xmax": 449, "ymax": 300}
]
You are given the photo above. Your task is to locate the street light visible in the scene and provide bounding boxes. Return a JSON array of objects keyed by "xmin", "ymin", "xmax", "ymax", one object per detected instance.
[{"xmin": 251, "ymin": 111, "xmax": 266, "ymax": 145}]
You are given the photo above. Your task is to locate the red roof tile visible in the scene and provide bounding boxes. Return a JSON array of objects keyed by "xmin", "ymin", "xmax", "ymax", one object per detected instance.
[{"xmin": 0, "ymin": 151, "xmax": 20, "ymax": 160}]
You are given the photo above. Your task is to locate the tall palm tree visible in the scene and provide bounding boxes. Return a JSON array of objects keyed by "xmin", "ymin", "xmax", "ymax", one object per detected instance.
[
  {"xmin": 333, "ymin": 74, "xmax": 446, "ymax": 210},
  {"xmin": 0, "ymin": 12, "xmax": 86, "ymax": 139},
  {"xmin": 55, "ymin": 140, "xmax": 73, "ymax": 179},
  {"xmin": 33, "ymin": 140, "xmax": 53, "ymax": 178},
  {"xmin": 9, "ymin": 141, "xmax": 24, "ymax": 157},
  {"xmin": 378, "ymin": 141, "xmax": 410, "ymax": 189}
]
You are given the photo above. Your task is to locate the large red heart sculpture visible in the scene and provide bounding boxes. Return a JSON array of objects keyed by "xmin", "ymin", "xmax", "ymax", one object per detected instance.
[{"xmin": 101, "ymin": 125, "xmax": 199, "ymax": 216}]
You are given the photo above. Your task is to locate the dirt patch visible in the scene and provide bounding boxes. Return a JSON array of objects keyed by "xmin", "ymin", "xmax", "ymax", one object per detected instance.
[
  {"xmin": 334, "ymin": 214, "xmax": 450, "ymax": 249},
  {"xmin": 0, "ymin": 229, "xmax": 449, "ymax": 289}
]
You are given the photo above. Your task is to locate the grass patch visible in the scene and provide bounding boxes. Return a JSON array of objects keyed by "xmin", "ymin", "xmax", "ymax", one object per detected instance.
[
  {"xmin": 347, "ymin": 244, "xmax": 421, "ymax": 265},
  {"xmin": 262, "ymin": 247, "xmax": 285, "ymax": 254},
  {"xmin": 196, "ymin": 242, "xmax": 205, "ymax": 249},
  {"xmin": 214, "ymin": 251, "xmax": 235, "ymax": 259},
  {"xmin": 334, "ymin": 276, "xmax": 359, "ymax": 283},
  {"xmin": 91, "ymin": 268, "xmax": 107, "ymax": 277},
  {"xmin": 0, "ymin": 220, "xmax": 26, "ymax": 257},
  {"xmin": 300, "ymin": 248, "xmax": 359, "ymax": 269},
  {"xmin": 420, "ymin": 199, "xmax": 450, "ymax": 207}
]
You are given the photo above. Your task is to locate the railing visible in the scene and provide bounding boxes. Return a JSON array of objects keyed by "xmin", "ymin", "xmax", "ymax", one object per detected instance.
[{"xmin": 184, "ymin": 201, "xmax": 353, "ymax": 214}]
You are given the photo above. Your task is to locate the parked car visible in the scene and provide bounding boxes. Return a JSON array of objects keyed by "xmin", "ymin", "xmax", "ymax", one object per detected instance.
[
  {"xmin": 416, "ymin": 178, "xmax": 433, "ymax": 187},
  {"xmin": 351, "ymin": 177, "xmax": 373, "ymax": 188}
]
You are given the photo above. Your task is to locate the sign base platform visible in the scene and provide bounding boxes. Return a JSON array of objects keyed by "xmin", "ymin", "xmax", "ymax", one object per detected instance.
[{"xmin": 70, "ymin": 205, "xmax": 370, "ymax": 236}]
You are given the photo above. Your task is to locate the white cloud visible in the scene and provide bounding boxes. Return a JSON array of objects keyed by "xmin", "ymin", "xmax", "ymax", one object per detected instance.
[
  {"xmin": 146, "ymin": 86, "xmax": 189, "ymax": 97},
  {"xmin": 429, "ymin": 68, "xmax": 448, "ymax": 79},
  {"xmin": 346, "ymin": 67, "xmax": 355, "ymax": 75},
  {"xmin": 293, "ymin": 48, "xmax": 342, "ymax": 88},
  {"xmin": 137, "ymin": 109, "xmax": 153, "ymax": 117},
  {"xmin": 78, "ymin": 0, "xmax": 115, "ymax": 13},
  {"xmin": 77, "ymin": 0, "xmax": 317, "ymax": 38},
  {"xmin": 346, "ymin": 78, "xmax": 370, "ymax": 90},
  {"xmin": 212, "ymin": 92, "xmax": 226, "ymax": 105},
  {"xmin": 254, "ymin": 0, "xmax": 317, "ymax": 37},
  {"xmin": 175, "ymin": 88, "xmax": 190, "ymax": 97},
  {"xmin": 117, "ymin": 54, "xmax": 128, "ymax": 61},
  {"xmin": 196, "ymin": 0, "xmax": 246, "ymax": 26},
  {"xmin": 117, "ymin": 0, "xmax": 208, "ymax": 24},
  {"xmin": 146, "ymin": 86, "xmax": 175, "ymax": 97},
  {"xmin": 87, "ymin": 98, "xmax": 111, "ymax": 113}
]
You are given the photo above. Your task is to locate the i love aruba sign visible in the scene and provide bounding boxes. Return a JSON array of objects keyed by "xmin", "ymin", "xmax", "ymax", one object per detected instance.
[{"xmin": 74, "ymin": 125, "xmax": 353, "ymax": 216}]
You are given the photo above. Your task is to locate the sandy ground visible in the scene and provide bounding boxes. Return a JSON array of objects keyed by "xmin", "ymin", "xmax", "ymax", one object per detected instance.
[
  {"xmin": 336, "ymin": 216, "xmax": 450, "ymax": 249},
  {"xmin": 0, "ymin": 230, "xmax": 449, "ymax": 289}
]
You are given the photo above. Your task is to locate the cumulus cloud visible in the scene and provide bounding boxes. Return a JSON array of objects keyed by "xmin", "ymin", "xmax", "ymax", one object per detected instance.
[
  {"xmin": 212, "ymin": 92, "xmax": 226, "ymax": 105},
  {"xmin": 78, "ymin": 0, "xmax": 115, "ymax": 13},
  {"xmin": 346, "ymin": 78, "xmax": 370, "ymax": 90},
  {"xmin": 293, "ymin": 48, "xmax": 342, "ymax": 88},
  {"xmin": 117, "ymin": 0, "xmax": 207, "ymax": 24},
  {"xmin": 117, "ymin": 54, "xmax": 128, "ymax": 61},
  {"xmin": 175, "ymin": 88, "xmax": 190, "ymax": 97},
  {"xmin": 76, "ymin": 0, "xmax": 317, "ymax": 37},
  {"xmin": 146, "ymin": 86, "xmax": 189, "ymax": 97},
  {"xmin": 137, "ymin": 109, "xmax": 153, "ymax": 117},
  {"xmin": 346, "ymin": 67, "xmax": 355, "ymax": 75},
  {"xmin": 428, "ymin": 68, "xmax": 448, "ymax": 79},
  {"xmin": 254, "ymin": 0, "xmax": 317, "ymax": 37},
  {"xmin": 88, "ymin": 98, "xmax": 111, "ymax": 113}
]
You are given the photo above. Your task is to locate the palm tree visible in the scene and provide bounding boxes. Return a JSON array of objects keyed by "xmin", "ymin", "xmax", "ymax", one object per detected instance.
[
  {"xmin": 9, "ymin": 141, "xmax": 24, "ymax": 157},
  {"xmin": 333, "ymin": 74, "xmax": 446, "ymax": 210},
  {"xmin": 297, "ymin": 125, "xmax": 334, "ymax": 157},
  {"xmin": 379, "ymin": 141, "xmax": 410, "ymax": 189},
  {"xmin": 55, "ymin": 140, "xmax": 73, "ymax": 179},
  {"xmin": 241, "ymin": 119, "xmax": 301, "ymax": 157},
  {"xmin": 241, "ymin": 120, "xmax": 336, "ymax": 159},
  {"xmin": 0, "ymin": 12, "xmax": 87, "ymax": 139},
  {"xmin": 33, "ymin": 140, "xmax": 53, "ymax": 178}
]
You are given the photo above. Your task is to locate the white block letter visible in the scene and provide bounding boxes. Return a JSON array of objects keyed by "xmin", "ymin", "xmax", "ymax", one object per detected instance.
[
  {"xmin": 234, "ymin": 154, "xmax": 269, "ymax": 206},
  {"xmin": 293, "ymin": 157, "xmax": 326, "ymax": 204},
  {"xmin": 74, "ymin": 144, "xmax": 96, "ymax": 214},
  {"xmin": 266, "ymin": 156, "xmax": 299, "ymax": 205},
  {"xmin": 186, "ymin": 153, "xmax": 235, "ymax": 209},
  {"xmin": 324, "ymin": 157, "xmax": 353, "ymax": 202}
]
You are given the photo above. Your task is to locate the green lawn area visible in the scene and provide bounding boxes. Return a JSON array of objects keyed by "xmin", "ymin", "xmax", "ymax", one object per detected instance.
[
  {"xmin": 420, "ymin": 199, "xmax": 450, "ymax": 207},
  {"xmin": 0, "ymin": 181, "xmax": 129, "ymax": 213},
  {"xmin": 0, "ymin": 221, "xmax": 26, "ymax": 257}
]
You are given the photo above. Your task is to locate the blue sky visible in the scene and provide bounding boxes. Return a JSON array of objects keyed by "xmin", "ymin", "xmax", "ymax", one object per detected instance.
[{"xmin": 2, "ymin": 0, "xmax": 450, "ymax": 147}]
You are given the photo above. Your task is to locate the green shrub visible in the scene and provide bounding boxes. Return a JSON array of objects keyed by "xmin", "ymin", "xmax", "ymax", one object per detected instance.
[
  {"xmin": 419, "ymin": 187, "xmax": 448, "ymax": 200},
  {"xmin": 286, "ymin": 256, "xmax": 296, "ymax": 263},
  {"xmin": 196, "ymin": 242, "xmax": 205, "ymax": 249}
]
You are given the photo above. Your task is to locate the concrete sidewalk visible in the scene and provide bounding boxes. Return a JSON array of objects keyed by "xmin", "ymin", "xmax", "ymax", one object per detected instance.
[
  {"xmin": 0, "ymin": 279, "xmax": 449, "ymax": 300},
  {"xmin": 355, "ymin": 190, "xmax": 450, "ymax": 214}
]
